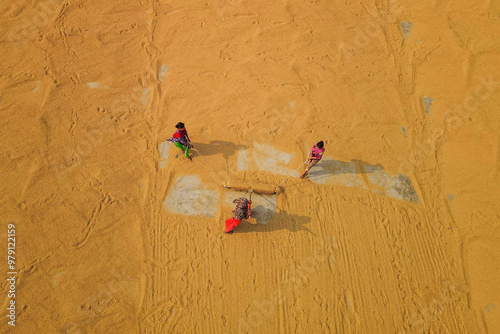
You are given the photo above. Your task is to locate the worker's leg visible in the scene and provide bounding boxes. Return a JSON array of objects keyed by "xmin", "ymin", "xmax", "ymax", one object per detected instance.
[
  {"xmin": 174, "ymin": 142, "xmax": 185, "ymax": 152},
  {"xmin": 301, "ymin": 160, "xmax": 312, "ymax": 178},
  {"xmin": 301, "ymin": 159, "xmax": 319, "ymax": 178},
  {"xmin": 307, "ymin": 159, "xmax": 319, "ymax": 171}
]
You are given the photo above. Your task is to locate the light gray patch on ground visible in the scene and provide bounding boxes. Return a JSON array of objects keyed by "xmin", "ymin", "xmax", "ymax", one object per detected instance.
[
  {"xmin": 158, "ymin": 140, "xmax": 172, "ymax": 168},
  {"xmin": 159, "ymin": 64, "xmax": 169, "ymax": 81},
  {"xmin": 401, "ymin": 126, "xmax": 407, "ymax": 137},
  {"xmin": 141, "ymin": 88, "xmax": 149, "ymax": 106},
  {"xmin": 307, "ymin": 158, "xmax": 419, "ymax": 203},
  {"xmin": 362, "ymin": 163, "xmax": 383, "ymax": 174},
  {"xmin": 308, "ymin": 157, "xmax": 366, "ymax": 188},
  {"xmin": 33, "ymin": 81, "xmax": 41, "ymax": 93},
  {"xmin": 87, "ymin": 82, "xmax": 108, "ymax": 89},
  {"xmin": 485, "ymin": 303, "xmax": 496, "ymax": 314},
  {"xmin": 253, "ymin": 142, "xmax": 298, "ymax": 176},
  {"xmin": 224, "ymin": 190, "xmax": 277, "ymax": 224},
  {"xmin": 392, "ymin": 175, "xmax": 420, "ymax": 203},
  {"xmin": 52, "ymin": 271, "xmax": 67, "ymax": 286},
  {"xmin": 164, "ymin": 175, "xmax": 219, "ymax": 217},
  {"xmin": 235, "ymin": 142, "xmax": 299, "ymax": 176},
  {"xmin": 167, "ymin": 9, "xmax": 181, "ymax": 15},
  {"xmin": 400, "ymin": 22, "xmax": 412, "ymax": 39},
  {"xmin": 237, "ymin": 147, "xmax": 248, "ymax": 171},
  {"xmin": 424, "ymin": 96, "xmax": 434, "ymax": 114},
  {"xmin": 365, "ymin": 168, "xmax": 419, "ymax": 203}
]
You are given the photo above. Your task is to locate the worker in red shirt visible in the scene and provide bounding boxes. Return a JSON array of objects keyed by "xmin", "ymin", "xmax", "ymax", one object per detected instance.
[{"xmin": 167, "ymin": 122, "xmax": 194, "ymax": 160}]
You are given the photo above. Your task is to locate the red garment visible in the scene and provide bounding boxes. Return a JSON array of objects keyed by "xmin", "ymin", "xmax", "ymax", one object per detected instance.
[
  {"xmin": 169, "ymin": 130, "xmax": 189, "ymax": 146},
  {"xmin": 225, "ymin": 218, "xmax": 242, "ymax": 233},
  {"xmin": 174, "ymin": 129, "xmax": 187, "ymax": 138}
]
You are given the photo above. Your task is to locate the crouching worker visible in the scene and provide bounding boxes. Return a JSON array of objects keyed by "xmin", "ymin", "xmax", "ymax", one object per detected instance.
[
  {"xmin": 225, "ymin": 196, "xmax": 252, "ymax": 234},
  {"xmin": 167, "ymin": 122, "xmax": 193, "ymax": 161}
]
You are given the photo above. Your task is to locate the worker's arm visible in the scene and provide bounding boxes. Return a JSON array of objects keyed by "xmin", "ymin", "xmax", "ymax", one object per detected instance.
[
  {"xmin": 246, "ymin": 204, "xmax": 251, "ymax": 219},
  {"xmin": 185, "ymin": 131, "xmax": 194, "ymax": 148},
  {"xmin": 308, "ymin": 152, "xmax": 314, "ymax": 162}
]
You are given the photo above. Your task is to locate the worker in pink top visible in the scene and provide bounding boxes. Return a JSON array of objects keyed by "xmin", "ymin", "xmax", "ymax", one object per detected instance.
[{"xmin": 300, "ymin": 141, "xmax": 325, "ymax": 179}]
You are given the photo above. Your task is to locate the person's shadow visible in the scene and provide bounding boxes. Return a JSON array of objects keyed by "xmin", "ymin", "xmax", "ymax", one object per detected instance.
[
  {"xmin": 307, "ymin": 159, "xmax": 383, "ymax": 180},
  {"xmin": 303, "ymin": 158, "xmax": 419, "ymax": 203},
  {"xmin": 282, "ymin": 158, "xmax": 383, "ymax": 190},
  {"xmin": 192, "ymin": 141, "xmax": 247, "ymax": 160},
  {"xmin": 235, "ymin": 206, "xmax": 311, "ymax": 233}
]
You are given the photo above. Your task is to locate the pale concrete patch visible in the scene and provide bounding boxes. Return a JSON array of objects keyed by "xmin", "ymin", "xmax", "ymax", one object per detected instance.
[
  {"xmin": 364, "ymin": 167, "xmax": 419, "ymax": 203},
  {"xmin": 33, "ymin": 81, "xmax": 41, "ymax": 94},
  {"xmin": 52, "ymin": 271, "xmax": 67, "ymax": 286},
  {"xmin": 163, "ymin": 176, "xmax": 219, "ymax": 217},
  {"xmin": 167, "ymin": 9, "xmax": 181, "ymax": 16},
  {"xmin": 158, "ymin": 140, "xmax": 172, "ymax": 169},
  {"xmin": 307, "ymin": 157, "xmax": 419, "ymax": 202},
  {"xmin": 141, "ymin": 88, "xmax": 149, "ymax": 106},
  {"xmin": 253, "ymin": 142, "xmax": 298, "ymax": 176},
  {"xmin": 236, "ymin": 142, "xmax": 300, "ymax": 176},
  {"xmin": 424, "ymin": 96, "xmax": 434, "ymax": 114},
  {"xmin": 400, "ymin": 21, "xmax": 412, "ymax": 39},
  {"xmin": 308, "ymin": 157, "xmax": 366, "ymax": 188},
  {"xmin": 401, "ymin": 126, "xmax": 407, "ymax": 137},
  {"xmin": 224, "ymin": 190, "xmax": 277, "ymax": 224},
  {"xmin": 447, "ymin": 193, "xmax": 455, "ymax": 203},
  {"xmin": 159, "ymin": 65, "xmax": 169, "ymax": 81},
  {"xmin": 237, "ymin": 147, "xmax": 248, "ymax": 171},
  {"xmin": 87, "ymin": 82, "xmax": 109, "ymax": 89}
]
